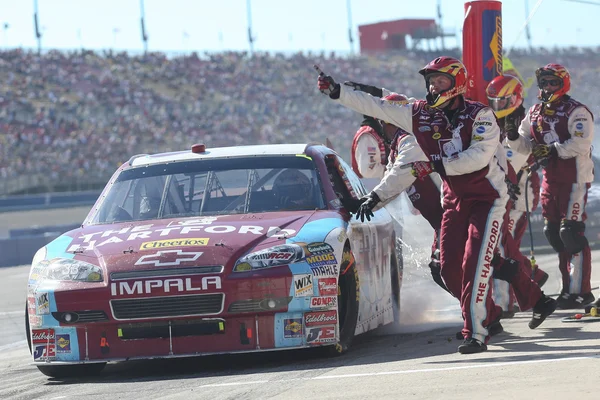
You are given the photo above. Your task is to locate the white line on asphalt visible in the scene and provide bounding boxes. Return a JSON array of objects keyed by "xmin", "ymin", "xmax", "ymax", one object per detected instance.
[
  {"xmin": 0, "ymin": 340, "xmax": 26, "ymax": 351},
  {"xmin": 0, "ymin": 311, "xmax": 23, "ymax": 317},
  {"xmin": 195, "ymin": 355, "xmax": 599, "ymax": 388}
]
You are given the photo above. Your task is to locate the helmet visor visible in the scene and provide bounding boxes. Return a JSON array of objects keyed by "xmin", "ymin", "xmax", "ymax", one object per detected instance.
[{"xmin": 487, "ymin": 95, "xmax": 512, "ymax": 112}]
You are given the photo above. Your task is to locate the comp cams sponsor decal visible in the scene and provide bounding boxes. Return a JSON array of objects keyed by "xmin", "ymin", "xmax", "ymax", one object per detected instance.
[
  {"xmin": 135, "ymin": 250, "xmax": 203, "ymax": 266},
  {"xmin": 293, "ymin": 274, "xmax": 313, "ymax": 297},
  {"xmin": 110, "ymin": 276, "xmax": 221, "ymax": 296},
  {"xmin": 310, "ymin": 296, "xmax": 337, "ymax": 309}
]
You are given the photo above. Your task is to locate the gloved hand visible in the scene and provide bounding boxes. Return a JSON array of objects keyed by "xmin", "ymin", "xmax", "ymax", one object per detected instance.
[
  {"xmin": 343, "ymin": 81, "xmax": 384, "ymax": 98},
  {"xmin": 356, "ymin": 192, "xmax": 381, "ymax": 222},
  {"xmin": 532, "ymin": 143, "xmax": 557, "ymax": 163},
  {"xmin": 504, "ymin": 114, "xmax": 520, "ymax": 141},
  {"xmin": 505, "ymin": 176, "xmax": 521, "ymax": 202},
  {"xmin": 411, "ymin": 161, "xmax": 436, "ymax": 180},
  {"xmin": 317, "ymin": 74, "xmax": 341, "ymax": 99}
]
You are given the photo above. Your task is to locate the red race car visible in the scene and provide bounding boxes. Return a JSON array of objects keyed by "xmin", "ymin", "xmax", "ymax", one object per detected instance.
[{"xmin": 26, "ymin": 143, "xmax": 402, "ymax": 378}]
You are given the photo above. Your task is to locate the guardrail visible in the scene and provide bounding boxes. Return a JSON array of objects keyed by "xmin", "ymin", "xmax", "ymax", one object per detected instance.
[{"xmin": 0, "ymin": 191, "xmax": 100, "ymax": 213}]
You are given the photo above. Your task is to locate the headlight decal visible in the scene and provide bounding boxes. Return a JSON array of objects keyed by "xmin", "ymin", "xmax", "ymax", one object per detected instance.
[{"xmin": 45, "ymin": 235, "xmax": 75, "ymax": 260}]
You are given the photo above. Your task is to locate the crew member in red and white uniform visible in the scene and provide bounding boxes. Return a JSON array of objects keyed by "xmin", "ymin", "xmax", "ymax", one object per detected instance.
[
  {"xmin": 486, "ymin": 75, "xmax": 550, "ymax": 318},
  {"xmin": 350, "ymin": 115, "xmax": 389, "ymax": 179},
  {"xmin": 507, "ymin": 64, "xmax": 596, "ymax": 309},
  {"xmin": 317, "ymin": 56, "xmax": 557, "ymax": 354}
]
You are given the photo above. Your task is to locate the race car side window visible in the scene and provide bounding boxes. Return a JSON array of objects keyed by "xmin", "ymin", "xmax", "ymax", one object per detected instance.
[
  {"xmin": 324, "ymin": 155, "xmax": 360, "ymax": 204},
  {"xmin": 336, "ymin": 157, "xmax": 368, "ymax": 198}
]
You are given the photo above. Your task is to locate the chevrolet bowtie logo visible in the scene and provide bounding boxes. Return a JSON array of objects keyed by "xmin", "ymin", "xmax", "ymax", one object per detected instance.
[{"xmin": 135, "ymin": 250, "xmax": 203, "ymax": 267}]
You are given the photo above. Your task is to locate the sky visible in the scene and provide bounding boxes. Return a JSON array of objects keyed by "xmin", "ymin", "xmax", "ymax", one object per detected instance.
[{"xmin": 0, "ymin": 0, "xmax": 597, "ymax": 54}]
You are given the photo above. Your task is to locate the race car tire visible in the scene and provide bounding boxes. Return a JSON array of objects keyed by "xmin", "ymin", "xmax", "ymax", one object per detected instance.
[
  {"xmin": 326, "ymin": 243, "xmax": 359, "ymax": 356},
  {"xmin": 25, "ymin": 303, "xmax": 31, "ymax": 355},
  {"xmin": 37, "ymin": 363, "xmax": 107, "ymax": 379},
  {"xmin": 390, "ymin": 249, "xmax": 402, "ymax": 326}
]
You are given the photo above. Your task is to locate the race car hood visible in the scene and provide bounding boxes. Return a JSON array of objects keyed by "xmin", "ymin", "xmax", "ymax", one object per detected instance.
[{"xmin": 59, "ymin": 211, "xmax": 322, "ymax": 274}]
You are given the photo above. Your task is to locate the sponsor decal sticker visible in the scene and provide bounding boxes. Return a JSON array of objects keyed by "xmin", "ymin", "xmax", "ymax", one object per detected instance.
[
  {"xmin": 506, "ymin": 150, "xmax": 513, "ymax": 157},
  {"xmin": 35, "ymin": 292, "xmax": 50, "ymax": 315},
  {"xmin": 293, "ymin": 274, "xmax": 313, "ymax": 297},
  {"xmin": 475, "ymin": 126, "xmax": 486, "ymax": 134},
  {"xmin": 306, "ymin": 253, "xmax": 337, "ymax": 267},
  {"xmin": 33, "ymin": 344, "xmax": 56, "ymax": 360},
  {"xmin": 432, "ymin": 132, "xmax": 441, "ymax": 140},
  {"xmin": 284, "ymin": 318, "xmax": 303, "ymax": 338},
  {"xmin": 418, "ymin": 126, "xmax": 431, "ymax": 132},
  {"xmin": 56, "ymin": 334, "xmax": 71, "ymax": 353},
  {"xmin": 473, "ymin": 134, "xmax": 484, "ymax": 141},
  {"xmin": 306, "ymin": 242, "xmax": 334, "ymax": 256},
  {"xmin": 310, "ymin": 264, "xmax": 339, "ymax": 277},
  {"xmin": 32, "ymin": 329, "xmax": 55, "ymax": 344},
  {"xmin": 305, "ymin": 310, "xmax": 337, "ymax": 327},
  {"xmin": 576, "ymin": 122, "xmax": 584, "ymax": 130},
  {"xmin": 318, "ymin": 277, "xmax": 337, "ymax": 296},
  {"xmin": 574, "ymin": 131, "xmax": 584, "ymax": 137},
  {"xmin": 310, "ymin": 296, "xmax": 337, "ymax": 309},
  {"xmin": 140, "ymin": 238, "xmax": 209, "ymax": 250},
  {"xmin": 306, "ymin": 326, "xmax": 336, "ymax": 344}
]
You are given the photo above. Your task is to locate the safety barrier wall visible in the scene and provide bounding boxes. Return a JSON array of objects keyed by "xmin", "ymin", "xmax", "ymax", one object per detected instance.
[
  {"xmin": 0, "ymin": 191, "xmax": 100, "ymax": 213},
  {"xmin": 0, "ymin": 234, "xmax": 62, "ymax": 268}
]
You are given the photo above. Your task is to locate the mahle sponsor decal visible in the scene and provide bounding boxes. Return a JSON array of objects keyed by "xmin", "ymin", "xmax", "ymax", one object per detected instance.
[
  {"xmin": 111, "ymin": 276, "xmax": 221, "ymax": 296},
  {"xmin": 310, "ymin": 264, "xmax": 339, "ymax": 277},
  {"xmin": 140, "ymin": 238, "xmax": 209, "ymax": 250}
]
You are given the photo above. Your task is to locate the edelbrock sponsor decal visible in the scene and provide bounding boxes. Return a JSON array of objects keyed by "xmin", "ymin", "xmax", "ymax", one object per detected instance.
[{"xmin": 304, "ymin": 310, "xmax": 337, "ymax": 327}]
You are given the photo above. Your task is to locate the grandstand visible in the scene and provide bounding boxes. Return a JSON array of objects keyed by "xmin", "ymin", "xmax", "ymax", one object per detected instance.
[{"xmin": 1, "ymin": 47, "xmax": 599, "ymax": 195}]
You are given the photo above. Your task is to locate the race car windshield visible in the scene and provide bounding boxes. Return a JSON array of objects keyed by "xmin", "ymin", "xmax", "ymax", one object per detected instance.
[{"xmin": 90, "ymin": 156, "xmax": 326, "ymax": 223}]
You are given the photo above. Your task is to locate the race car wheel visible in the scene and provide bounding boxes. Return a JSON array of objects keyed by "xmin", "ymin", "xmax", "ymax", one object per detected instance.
[
  {"xmin": 390, "ymin": 250, "xmax": 402, "ymax": 326},
  {"xmin": 37, "ymin": 363, "xmax": 106, "ymax": 379},
  {"xmin": 25, "ymin": 303, "xmax": 31, "ymax": 354},
  {"xmin": 328, "ymin": 243, "xmax": 359, "ymax": 356}
]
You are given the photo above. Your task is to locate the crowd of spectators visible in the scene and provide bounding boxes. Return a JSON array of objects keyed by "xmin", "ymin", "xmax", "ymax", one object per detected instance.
[{"xmin": 0, "ymin": 47, "xmax": 599, "ymax": 194}]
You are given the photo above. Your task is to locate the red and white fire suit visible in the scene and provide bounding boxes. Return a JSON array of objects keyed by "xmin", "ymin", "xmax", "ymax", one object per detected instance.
[
  {"xmin": 334, "ymin": 86, "xmax": 507, "ymax": 343},
  {"xmin": 351, "ymin": 125, "xmax": 388, "ymax": 179},
  {"xmin": 371, "ymin": 132, "xmax": 444, "ymax": 254},
  {"xmin": 509, "ymin": 97, "xmax": 594, "ymax": 295}
]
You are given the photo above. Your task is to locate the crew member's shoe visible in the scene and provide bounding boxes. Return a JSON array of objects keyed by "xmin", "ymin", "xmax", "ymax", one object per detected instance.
[
  {"xmin": 458, "ymin": 338, "xmax": 487, "ymax": 354},
  {"xmin": 557, "ymin": 292, "xmax": 595, "ymax": 309},
  {"xmin": 529, "ymin": 294, "xmax": 557, "ymax": 329},
  {"xmin": 532, "ymin": 267, "xmax": 549, "ymax": 288}
]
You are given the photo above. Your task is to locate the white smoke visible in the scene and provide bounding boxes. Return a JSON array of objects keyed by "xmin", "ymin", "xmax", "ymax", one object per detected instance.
[{"xmin": 383, "ymin": 193, "xmax": 462, "ymax": 334}]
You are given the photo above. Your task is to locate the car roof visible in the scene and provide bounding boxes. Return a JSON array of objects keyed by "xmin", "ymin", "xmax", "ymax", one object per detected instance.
[{"xmin": 128, "ymin": 143, "xmax": 312, "ymax": 167}]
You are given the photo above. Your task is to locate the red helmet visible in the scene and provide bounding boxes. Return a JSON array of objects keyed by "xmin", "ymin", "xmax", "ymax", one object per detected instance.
[
  {"xmin": 486, "ymin": 75, "xmax": 524, "ymax": 118},
  {"xmin": 418, "ymin": 56, "xmax": 467, "ymax": 108},
  {"xmin": 535, "ymin": 63, "xmax": 570, "ymax": 103}
]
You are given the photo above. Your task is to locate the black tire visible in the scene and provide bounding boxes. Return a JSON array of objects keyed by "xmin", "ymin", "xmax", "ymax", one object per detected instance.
[
  {"xmin": 327, "ymin": 243, "xmax": 359, "ymax": 356},
  {"xmin": 37, "ymin": 363, "xmax": 106, "ymax": 379},
  {"xmin": 25, "ymin": 303, "xmax": 32, "ymax": 354},
  {"xmin": 390, "ymin": 250, "xmax": 402, "ymax": 326}
]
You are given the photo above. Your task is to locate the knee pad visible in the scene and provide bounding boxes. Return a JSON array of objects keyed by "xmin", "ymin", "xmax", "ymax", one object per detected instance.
[
  {"xmin": 544, "ymin": 220, "xmax": 564, "ymax": 253},
  {"xmin": 428, "ymin": 259, "xmax": 450, "ymax": 293},
  {"xmin": 492, "ymin": 258, "xmax": 519, "ymax": 283},
  {"xmin": 560, "ymin": 219, "xmax": 588, "ymax": 254}
]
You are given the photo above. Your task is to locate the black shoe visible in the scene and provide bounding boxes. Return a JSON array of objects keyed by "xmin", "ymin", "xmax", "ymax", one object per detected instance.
[
  {"xmin": 557, "ymin": 292, "xmax": 595, "ymax": 309},
  {"xmin": 488, "ymin": 319, "xmax": 504, "ymax": 336},
  {"xmin": 456, "ymin": 331, "xmax": 464, "ymax": 340},
  {"xmin": 458, "ymin": 338, "xmax": 487, "ymax": 354},
  {"xmin": 529, "ymin": 295, "xmax": 557, "ymax": 329},
  {"xmin": 535, "ymin": 271, "xmax": 549, "ymax": 288},
  {"xmin": 501, "ymin": 310, "xmax": 515, "ymax": 319}
]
